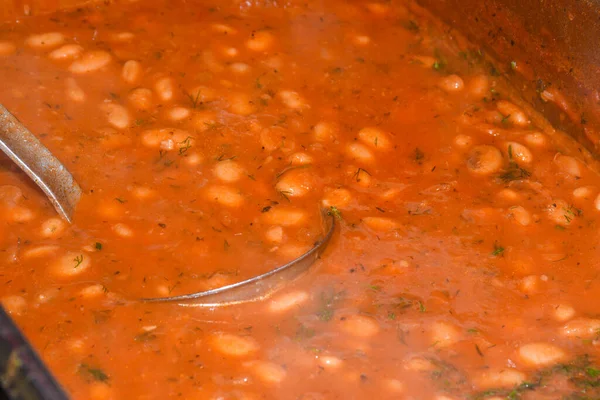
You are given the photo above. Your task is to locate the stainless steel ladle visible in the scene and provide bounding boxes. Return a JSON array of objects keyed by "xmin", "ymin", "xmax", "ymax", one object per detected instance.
[
  {"xmin": 0, "ymin": 104, "xmax": 335, "ymax": 306},
  {"xmin": 0, "ymin": 105, "xmax": 81, "ymax": 223}
]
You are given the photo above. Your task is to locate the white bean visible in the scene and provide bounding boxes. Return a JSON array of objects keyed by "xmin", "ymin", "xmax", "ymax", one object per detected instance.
[
  {"xmin": 474, "ymin": 369, "xmax": 525, "ymax": 389},
  {"xmin": 51, "ymin": 251, "xmax": 90, "ymax": 277},
  {"xmin": 275, "ymin": 169, "xmax": 315, "ymax": 198},
  {"xmin": 505, "ymin": 142, "xmax": 532, "ymax": 164},
  {"xmin": 230, "ymin": 62, "xmax": 251, "ymax": 74},
  {"xmin": 210, "ymin": 332, "xmax": 259, "ymax": 357},
  {"xmin": 214, "ymin": 160, "xmax": 244, "ymax": 183},
  {"xmin": 0, "ymin": 185, "xmax": 23, "ymax": 206},
  {"xmin": 562, "ymin": 318, "xmax": 600, "ymax": 338},
  {"xmin": 23, "ymin": 245, "xmax": 59, "ymax": 259},
  {"xmin": 546, "ymin": 199, "xmax": 575, "ymax": 226},
  {"xmin": 453, "ymin": 134, "xmax": 473, "ymax": 148},
  {"xmin": 228, "ymin": 92, "xmax": 255, "ymax": 116},
  {"xmin": 313, "ymin": 121, "xmax": 338, "ymax": 142},
  {"xmin": 112, "ymin": 223, "xmax": 133, "ymax": 237},
  {"xmin": 518, "ymin": 342, "xmax": 566, "ymax": 367},
  {"xmin": 496, "ymin": 100, "xmax": 529, "ymax": 126},
  {"xmin": 468, "ymin": 75, "xmax": 489, "ymax": 98},
  {"xmin": 430, "ymin": 321, "xmax": 461, "ymax": 347},
  {"xmin": 155, "ymin": 77, "xmax": 174, "ymax": 102},
  {"xmin": 8, "ymin": 206, "xmax": 35, "ymax": 222},
  {"xmin": 358, "ymin": 127, "xmax": 392, "ymax": 150},
  {"xmin": 128, "ymin": 88, "xmax": 153, "ymax": 110},
  {"xmin": 553, "ymin": 304, "xmax": 575, "ymax": 322},
  {"xmin": 265, "ymin": 226, "xmax": 283, "ymax": 243},
  {"xmin": 110, "ymin": 32, "xmax": 134, "ymax": 42},
  {"xmin": 25, "ymin": 32, "xmax": 65, "ymax": 49},
  {"xmin": 278, "ymin": 90, "xmax": 309, "ymax": 110},
  {"xmin": 438, "ymin": 74, "xmax": 464, "ymax": 92},
  {"xmin": 65, "ymin": 78, "xmax": 86, "ymax": 102},
  {"xmin": 268, "ymin": 290, "xmax": 309, "ymax": 313},
  {"xmin": 211, "ymin": 23, "xmax": 237, "ymax": 35},
  {"xmin": 316, "ymin": 355, "xmax": 343, "ymax": 369},
  {"xmin": 346, "ymin": 142, "xmax": 374, "ymax": 163},
  {"xmin": 245, "ymin": 361, "xmax": 286, "ymax": 384},
  {"xmin": 573, "ymin": 186, "xmax": 595, "ymax": 200},
  {"xmin": 48, "ymin": 44, "xmax": 83, "ymax": 60},
  {"xmin": 102, "ymin": 103, "xmax": 130, "ymax": 129},
  {"xmin": 1, "ymin": 295, "xmax": 26, "ymax": 315},
  {"xmin": 467, "ymin": 145, "xmax": 503, "ymax": 175},
  {"xmin": 289, "ymin": 152, "xmax": 313, "ymax": 165},
  {"xmin": 141, "ymin": 128, "xmax": 191, "ymax": 148},
  {"xmin": 554, "ymin": 153, "xmax": 582, "ymax": 178},
  {"xmin": 122, "ymin": 60, "xmax": 142, "ymax": 84},
  {"xmin": 205, "ymin": 185, "xmax": 244, "ymax": 208},
  {"xmin": 69, "ymin": 51, "xmax": 112, "ymax": 73},
  {"xmin": 79, "ymin": 284, "xmax": 107, "ymax": 299},
  {"xmin": 322, "ymin": 188, "xmax": 352, "ymax": 208},
  {"xmin": 353, "ymin": 35, "xmax": 371, "ymax": 45},
  {"xmin": 246, "ymin": 30, "xmax": 275, "ymax": 52},
  {"xmin": 339, "ymin": 314, "xmax": 380, "ymax": 337},
  {"xmin": 262, "ymin": 208, "xmax": 306, "ymax": 227},
  {"xmin": 167, "ymin": 106, "xmax": 191, "ymax": 121},
  {"xmin": 223, "ymin": 47, "xmax": 238, "ymax": 57},
  {"xmin": 362, "ymin": 217, "xmax": 399, "ymax": 231},
  {"xmin": 524, "ymin": 132, "xmax": 548, "ymax": 147},
  {"xmin": 40, "ymin": 217, "xmax": 66, "ymax": 238},
  {"xmin": 508, "ymin": 206, "xmax": 531, "ymax": 226}
]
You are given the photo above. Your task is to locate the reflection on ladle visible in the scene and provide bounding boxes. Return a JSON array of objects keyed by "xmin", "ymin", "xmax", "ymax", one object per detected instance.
[
  {"xmin": 0, "ymin": 104, "xmax": 82, "ymax": 223},
  {"xmin": 0, "ymin": 104, "xmax": 336, "ymax": 306},
  {"xmin": 142, "ymin": 209, "xmax": 336, "ymax": 307}
]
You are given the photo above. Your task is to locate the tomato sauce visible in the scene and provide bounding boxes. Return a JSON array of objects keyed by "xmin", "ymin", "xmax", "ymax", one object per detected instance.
[{"xmin": 1, "ymin": 0, "xmax": 600, "ymax": 398}]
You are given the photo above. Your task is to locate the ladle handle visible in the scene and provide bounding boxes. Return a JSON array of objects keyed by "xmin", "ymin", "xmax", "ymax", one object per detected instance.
[{"xmin": 0, "ymin": 105, "xmax": 81, "ymax": 223}]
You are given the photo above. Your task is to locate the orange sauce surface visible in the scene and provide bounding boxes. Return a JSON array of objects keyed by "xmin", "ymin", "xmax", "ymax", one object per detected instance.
[{"xmin": 1, "ymin": 0, "xmax": 600, "ymax": 398}]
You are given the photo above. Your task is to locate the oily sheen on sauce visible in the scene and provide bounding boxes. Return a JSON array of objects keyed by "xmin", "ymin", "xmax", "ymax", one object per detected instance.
[{"xmin": 1, "ymin": 0, "xmax": 600, "ymax": 399}]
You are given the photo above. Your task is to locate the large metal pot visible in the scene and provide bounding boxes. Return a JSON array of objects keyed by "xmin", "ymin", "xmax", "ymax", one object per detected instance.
[
  {"xmin": 417, "ymin": 0, "xmax": 600, "ymax": 155},
  {"xmin": 0, "ymin": 0, "xmax": 599, "ymax": 398}
]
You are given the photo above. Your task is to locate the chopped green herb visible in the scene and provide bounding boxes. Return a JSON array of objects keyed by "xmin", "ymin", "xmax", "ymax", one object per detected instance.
[
  {"xmin": 317, "ymin": 308, "xmax": 334, "ymax": 322},
  {"xmin": 414, "ymin": 147, "xmax": 425, "ymax": 163},
  {"xmin": 134, "ymin": 330, "xmax": 157, "ymax": 342},
  {"xmin": 418, "ymin": 301, "xmax": 426, "ymax": 313},
  {"xmin": 328, "ymin": 206, "xmax": 342, "ymax": 220},
  {"xmin": 491, "ymin": 242, "xmax": 505, "ymax": 256},
  {"xmin": 278, "ymin": 190, "xmax": 292, "ymax": 202},
  {"xmin": 114, "ymin": 197, "xmax": 126, "ymax": 203},
  {"xmin": 587, "ymin": 367, "xmax": 600, "ymax": 378},
  {"xmin": 94, "ymin": 242, "xmax": 103, "ymax": 251},
  {"xmin": 508, "ymin": 144, "xmax": 513, "ymax": 160},
  {"xmin": 73, "ymin": 254, "xmax": 84, "ymax": 268},
  {"xmin": 178, "ymin": 136, "xmax": 193, "ymax": 155},
  {"xmin": 475, "ymin": 344, "xmax": 484, "ymax": 357},
  {"xmin": 402, "ymin": 20, "xmax": 420, "ymax": 33},
  {"xmin": 353, "ymin": 167, "xmax": 371, "ymax": 182},
  {"xmin": 186, "ymin": 90, "xmax": 202, "ymax": 109},
  {"xmin": 294, "ymin": 324, "xmax": 315, "ymax": 341},
  {"xmin": 369, "ymin": 284, "xmax": 382, "ymax": 292},
  {"xmin": 510, "ymin": 60, "xmax": 517, "ymax": 70},
  {"xmin": 387, "ymin": 311, "xmax": 396, "ymax": 320},
  {"xmin": 78, "ymin": 363, "xmax": 109, "ymax": 383},
  {"xmin": 499, "ymin": 162, "xmax": 531, "ymax": 182}
]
